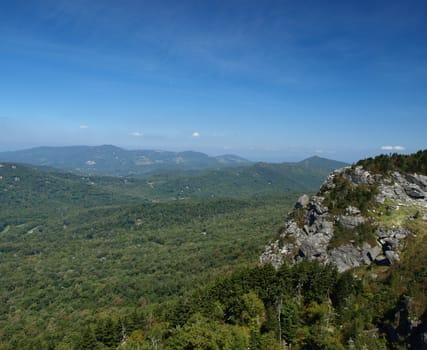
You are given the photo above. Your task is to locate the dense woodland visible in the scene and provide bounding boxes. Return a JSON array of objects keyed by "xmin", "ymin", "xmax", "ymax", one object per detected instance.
[
  {"xmin": 0, "ymin": 152, "xmax": 426, "ymax": 349},
  {"xmin": 0, "ymin": 162, "xmax": 305, "ymax": 349}
]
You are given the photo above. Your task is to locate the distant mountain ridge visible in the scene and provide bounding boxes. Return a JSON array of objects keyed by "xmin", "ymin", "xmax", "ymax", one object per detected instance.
[
  {"xmin": 0, "ymin": 146, "xmax": 347, "ymax": 179},
  {"xmin": 0, "ymin": 155, "xmax": 348, "ymax": 202},
  {"xmin": 0, "ymin": 145, "xmax": 251, "ymax": 176}
]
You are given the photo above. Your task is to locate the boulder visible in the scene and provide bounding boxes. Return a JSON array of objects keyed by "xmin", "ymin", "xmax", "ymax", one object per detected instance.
[
  {"xmin": 347, "ymin": 166, "xmax": 375, "ymax": 185},
  {"xmin": 385, "ymin": 250, "xmax": 400, "ymax": 264},
  {"xmin": 346, "ymin": 206, "xmax": 361, "ymax": 215},
  {"xmin": 260, "ymin": 241, "xmax": 283, "ymax": 268},
  {"xmin": 298, "ymin": 241, "xmax": 323, "ymax": 258},
  {"xmin": 338, "ymin": 215, "xmax": 366, "ymax": 229},
  {"xmin": 361, "ymin": 246, "xmax": 372, "ymax": 265},
  {"xmin": 328, "ymin": 246, "xmax": 363, "ymax": 272},
  {"xmin": 404, "ymin": 185, "xmax": 425, "ymax": 199},
  {"xmin": 377, "ymin": 227, "xmax": 410, "ymax": 240},
  {"xmin": 394, "ymin": 231, "xmax": 409, "ymax": 240},
  {"xmin": 295, "ymin": 194, "xmax": 310, "ymax": 209},
  {"xmin": 317, "ymin": 220, "xmax": 334, "ymax": 236},
  {"xmin": 375, "ymin": 254, "xmax": 390, "ymax": 266},
  {"xmin": 310, "ymin": 203, "xmax": 325, "ymax": 215},
  {"xmin": 362, "ymin": 244, "xmax": 381, "ymax": 262},
  {"xmin": 381, "ymin": 238, "xmax": 400, "ymax": 251},
  {"xmin": 405, "ymin": 174, "xmax": 427, "ymax": 190}
]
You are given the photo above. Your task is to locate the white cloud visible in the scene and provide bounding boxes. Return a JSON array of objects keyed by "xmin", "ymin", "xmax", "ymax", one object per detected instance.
[
  {"xmin": 381, "ymin": 145, "xmax": 405, "ymax": 151},
  {"xmin": 130, "ymin": 131, "xmax": 143, "ymax": 137},
  {"xmin": 192, "ymin": 131, "xmax": 200, "ymax": 137},
  {"xmin": 80, "ymin": 125, "xmax": 89, "ymax": 129}
]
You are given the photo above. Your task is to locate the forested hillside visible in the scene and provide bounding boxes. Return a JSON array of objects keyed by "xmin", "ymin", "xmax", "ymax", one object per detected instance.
[
  {"xmin": 1, "ymin": 153, "xmax": 425, "ymax": 349},
  {"xmin": 0, "ymin": 161, "xmax": 307, "ymax": 348},
  {"xmin": 86, "ymin": 156, "xmax": 348, "ymax": 201}
]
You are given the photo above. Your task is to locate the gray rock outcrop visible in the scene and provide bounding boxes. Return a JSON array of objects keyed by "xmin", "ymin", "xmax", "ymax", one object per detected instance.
[
  {"xmin": 327, "ymin": 245, "xmax": 364, "ymax": 272},
  {"xmin": 376, "ymin": 172, "xmax": 427, "ymax": 206},
  {"xmin": 260, "ymin": 165, "xmax": 425, "ymax": 272},
  {"xmin": 260, "ymin": 195, "xmax": 333, "ymax": 268},
  {"xmin": 338, "ymin": 215, "xmax": 366, "ymax": 229},
  {"xmin": 295, "ymin": 194, "xmax": 310, "ymax": 209}
]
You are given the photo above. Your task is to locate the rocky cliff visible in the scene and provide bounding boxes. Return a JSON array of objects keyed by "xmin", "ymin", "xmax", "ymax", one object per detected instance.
[{"xmin": 260, "ymin": 165, "xmax": 427, "ymax": 272}]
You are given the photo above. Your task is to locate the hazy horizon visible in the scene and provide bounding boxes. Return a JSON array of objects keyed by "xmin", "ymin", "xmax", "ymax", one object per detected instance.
[{"xmin": 0, "ymin": 142, "xmax": 418, "ymax": 164}]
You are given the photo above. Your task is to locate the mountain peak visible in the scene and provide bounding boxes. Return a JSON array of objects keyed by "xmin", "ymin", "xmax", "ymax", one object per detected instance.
[{"xmin": 297, "ymin": 155, "xmax": 348, "ymax": 170}]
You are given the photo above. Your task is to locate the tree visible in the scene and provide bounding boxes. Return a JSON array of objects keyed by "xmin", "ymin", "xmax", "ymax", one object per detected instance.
[
  {"xmin": 281, "ymin": 299, "xmax": 299, "ymax": 346},
  {"xmin": 77, "ymin": 327, "xmax": 98, "ymax": 350}
]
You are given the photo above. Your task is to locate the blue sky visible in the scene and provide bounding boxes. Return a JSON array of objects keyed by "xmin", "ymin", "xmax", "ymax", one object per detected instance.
[{"xmin": 0, "ymin": 0, "xmax": 426, "ymax": 162}]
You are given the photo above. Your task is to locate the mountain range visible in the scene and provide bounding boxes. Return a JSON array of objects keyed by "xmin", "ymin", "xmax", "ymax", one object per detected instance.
[
  {"xmin": 0, "ymin": 155, "xmax": 347, "ymax": 203},
  {"xmin": 0, "ymin": 145, "xmax": 251, "ymax": 176},
  {"xmin": 0, "ymin": 145, "xmax": 348, "ymax": 201}
]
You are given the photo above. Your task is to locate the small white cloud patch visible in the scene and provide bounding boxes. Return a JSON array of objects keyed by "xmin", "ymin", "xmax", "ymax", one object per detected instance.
[
  {"xmin": 85, "ymin": 160, "xmax": 96, "ymax": 166},
  {"xmin": 80, "ymin": 125, "xmax": 89, "ymax": 129},
  {"xmin": 381, "ymin": 145, "xmax": 405, "ymax": 151},
  {"xmin": 130, "ymin": 132, "xmax": 143, "ymax": 137},
  {"xmin": 192, "ymin": 131, "xmax": 200, "ymax": 137}
]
